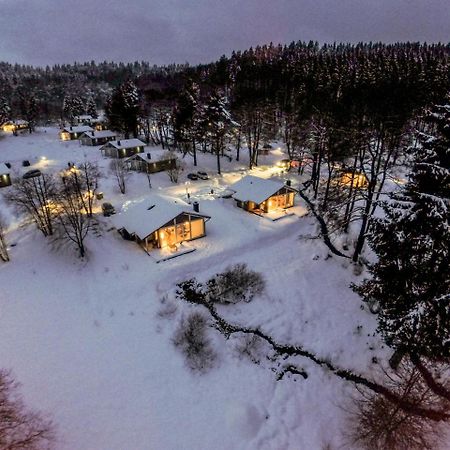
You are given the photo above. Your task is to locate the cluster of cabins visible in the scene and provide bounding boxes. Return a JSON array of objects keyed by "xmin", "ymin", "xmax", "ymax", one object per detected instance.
[
  {"xmin": 59, "ymin": 123, "xmax": 177, "ymax": 175},
  {"xmin": 113, "ymin": 175, "xmax": 298, "ymax": 254},
  {"xmin": 1, "ymin": 116, "xmax": 299, "ymax": 255}
]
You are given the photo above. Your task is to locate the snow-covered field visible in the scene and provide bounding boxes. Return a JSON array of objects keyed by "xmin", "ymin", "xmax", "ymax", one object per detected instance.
[{"xmin": 0, "ymin": 128, "xmax": 391, "ymax": 449}]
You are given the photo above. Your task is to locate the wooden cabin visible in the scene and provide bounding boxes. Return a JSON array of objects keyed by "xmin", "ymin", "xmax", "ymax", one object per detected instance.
[
  {"xmin": 2, "ymin": 120, "xmax": 29, "ymax": 133},
  {"xmin": 74, "ymin": 115, "xmax": 108, "ymax": 130},
  {"xmin": 112, "ymin": 198, "xmax": 210, "ymax": 253},
  {"xmin": 339, "ymin": 171, "xmax": 369, "ymax": 189},
  {"xmin": 100, "ymin": 139, "xmax": 145, "ymax": 159},
  {"xmin": 0, "ymin": 163, "xmax": 12, "ymax": 188},
  {"xmin": 80, "ymin": 130, "xmax": 117, "ymax": 146},
  {"xmin": 124, "ymin": 153, "xmax": 177, "ymax": 174},
  {"xmin": 60, "ymin": 125, "xmax": 94, "ymax": 141},
  {"xmin": 230, "ymin": 175, "xmax": 296, "ymax": 213}
]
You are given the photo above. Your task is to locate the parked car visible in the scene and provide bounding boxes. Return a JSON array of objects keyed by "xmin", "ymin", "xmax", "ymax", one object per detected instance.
[
  {"xmin": 187, "ymin": 173, "xmax": 198, "ymax": 181},
  {"xmin": 102, "ymin": 202, "xmax": 116, "ymax": 217},
  {"xmin": 22, "ymin": 169, "xmax": 42, "ymax": 179},
  {"xmin": 197, "ymin": 171, "xmax": 209, "ymax": 180}
]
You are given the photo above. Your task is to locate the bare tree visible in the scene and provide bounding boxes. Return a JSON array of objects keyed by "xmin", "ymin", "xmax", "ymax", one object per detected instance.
[
  {"xmin": 176, "ymin": 278, "xmax": 450, "ymax": 427},
  {"xmin": 0, "ymin": 369, "xmax": 54, "ymax": 450},
  {"xmin": 4, "ymin": 174, "xmax": 56, "ymax": 237},
  {"xmin": 0, "ymin": 214, "xmax": 10, "ymax": 262},
  {"xmin": 61, "ymin": 162, "xmax": 100, "ymax": 217},
  {"xmin": 163, "ymin": 151, "xmax": 184, "ymax": 183},
  {"xmin": 347, "ymin": 361, "xmax": 447, "ymax": 450},
  {"xmin": 53, "ymin": 178, "xmax": 93, "ymax": 258},
  {"xmin": 109, "ymin": 159, "xmax": 129, "ymax": 194}
]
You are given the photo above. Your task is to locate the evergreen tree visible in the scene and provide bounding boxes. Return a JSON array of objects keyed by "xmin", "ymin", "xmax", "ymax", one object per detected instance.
[
  {"xmin": 0, "ymin": 96, "xmax": 10, "ymax": 125},
  {"xmin": 201, "ymin": 91, "xmax": 236, "ymax": 174},
  {"xmin": 105, "ymin": 80, "xmax": 140, "ymax": 138},
  {"xmin": 85, "ymin": 94, "xmax": 98, "ymax": 118},
  {"xmin": 173, "ymin": 80, "xmax": 200, "ymax": 165},
  {"xmin": 355, "ymin": 102, "xmax": 450, "ymax": 358},
  {"xmin": 17, "ymin": 87, "xmax": 38, "ymax": 132},
  {"xmin": 63, "ymin": 94, "xmax": 85, "ymax": 124}
]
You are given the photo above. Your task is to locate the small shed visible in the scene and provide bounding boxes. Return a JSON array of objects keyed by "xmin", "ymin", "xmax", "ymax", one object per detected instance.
[
  {"xmin": 0, "ymin": 163, "xmax": 12, "ymax": 188},
  {"xmin": 230, "ymin": 175, "xmax": 297, "ymax": 213},
  {"xmin": 80, "ymin": 130, "xmax": 117, "ymax": 146},
  {"xmin": 124, "ymin": 153, "xmax": 177, "ymax": 174},
  {"xmin": 112, "ymin": 198, "xmax": 211, "ymax": 253},
  {"xmin": 100, "ymin": 139, "xmax": 146, "ymax": 159},
  {"xmin": 60, "ymin": 125, "xmax": 94, "ymax": 141}
]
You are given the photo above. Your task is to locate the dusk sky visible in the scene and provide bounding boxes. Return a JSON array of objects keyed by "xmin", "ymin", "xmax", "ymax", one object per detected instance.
[{"xmin": 0, "ymin": 0, "xmax": 449, "ymax": 67}]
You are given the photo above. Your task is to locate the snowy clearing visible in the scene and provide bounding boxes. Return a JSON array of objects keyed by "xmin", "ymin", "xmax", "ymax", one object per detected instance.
[{"xmin": 0, "ymin": 128, "xmax": 399, "ymax": 449}]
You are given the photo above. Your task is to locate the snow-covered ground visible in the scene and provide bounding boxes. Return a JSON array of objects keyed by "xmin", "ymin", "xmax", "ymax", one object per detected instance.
[{"xmin": 0, "ymin": 128, "xmax": 394, "ymax": 449}]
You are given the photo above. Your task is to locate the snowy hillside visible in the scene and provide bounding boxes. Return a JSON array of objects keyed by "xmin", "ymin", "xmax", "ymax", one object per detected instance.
[{"xmin": 0, "ymin": 128, "xmax": 404, "ymax": 449}]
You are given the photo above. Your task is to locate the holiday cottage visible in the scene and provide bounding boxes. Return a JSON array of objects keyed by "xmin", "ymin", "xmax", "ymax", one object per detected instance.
[
  {"xmin": 80, "ymin": 130, "xmax": 117, "ymax": 146},
  {"xmin": 2, "ymin": 120, "xmax": 29, "ymax": 133},
  {"xmin": 100, "ymin": 139, "xmax": 146, "ymax": 158},
  {"xmin": 113, "ymin": 198, "xmax": 210, "ymax": 253},
  {"xmin": 124, "ymin": 153, "xmax": 177, "ymax": 174},
  {"xmin": 0, "ymin": 163, "xmax": 11, "ymax": 188},
  {"xmin": 60, "ymin": 126, "xmax": 94, "ymax": 141},
  {"xmin": 230, "ymin": 175, "xmax": 296, "ymax": 213}
]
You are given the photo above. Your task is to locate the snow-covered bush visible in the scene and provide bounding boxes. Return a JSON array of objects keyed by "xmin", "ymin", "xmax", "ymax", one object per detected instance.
[
  {"xmin": 172, "ymin": 312, "xmax": 217, "ymax": 373},
  {"xmin": 206, "ymin": 263, "xmax": 265, "ymax": 304}
]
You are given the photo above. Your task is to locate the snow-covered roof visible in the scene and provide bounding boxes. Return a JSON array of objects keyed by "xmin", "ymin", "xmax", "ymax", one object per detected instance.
[
  {"xmin": 1, "ymin": 163, "xmax": 10, "ymax": 175},
  {"xmin": 124, "ymin": 153, "xmax": 147, "ymax": 162},
  {"xmin": 61, "ymin": 126, "xmax": 94, "ymax": 133},
  {"xmin": 124, "ymin": 152, "xmax": 175, "ymax": 163},
  {"xmin": 2, "ymin": 119, "xmax": 28, "ymax": 127},
  {"xmin": 104, "ymin": 139, "xmax": 145, "ymax": 150},
  {"xmin": 80, "ymin": 130, "xmax": 117, "ymax": 139},
  {"xmin": 112, "ymin": 197, "xmax": 209, "ymax": 240},
  {"xmin": 230, "ymin": 175, "xmax": 294, "ymax": 204}
]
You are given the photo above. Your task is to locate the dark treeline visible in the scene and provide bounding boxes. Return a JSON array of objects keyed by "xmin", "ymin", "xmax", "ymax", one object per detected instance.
[{"xmin": 1, "ymin": 41, "xmax": 449, "ymax": 120}]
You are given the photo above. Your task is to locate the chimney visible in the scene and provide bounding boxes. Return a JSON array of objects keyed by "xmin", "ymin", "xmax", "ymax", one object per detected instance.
[
  {"xmin": 193, "ymin": 201, "xmax": 199, "ymax": 213},
  {"xmin": 117, "ymin": 140, "xmax": 121, "ymax": 146},
  {"xmin": 286, "ymin": 179, "xmax": 291, "ymax": 187},
  {"xmin": 147, "ymin": 152, "xmax": 151, "ymax": 160},
  {"xmin": 70, "ymin": 126, "xmax": 72, "ymax": 131}
]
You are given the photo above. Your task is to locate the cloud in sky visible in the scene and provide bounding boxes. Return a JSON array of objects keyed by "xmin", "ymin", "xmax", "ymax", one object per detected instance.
[{"xmin": 0, "ymin": 0, "xmax": 449, "ymax": 66}]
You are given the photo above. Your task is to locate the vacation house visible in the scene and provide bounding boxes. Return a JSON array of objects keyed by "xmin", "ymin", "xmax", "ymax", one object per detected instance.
[
  {"xmin": 123, "ymin": 153, "xmax": 177, "ymax": 174},
  {"xmin": 80, "ymin": 130, "xmax": 117, "ymax": 146},
  {"xmin": 1, "ymin": 120, "xmax": 29, "ymax": 133},
  {"xmin": 100, "ymin": 139, "xmax": 146, "ymax": 158},
  {"xmin": 113, "ymin": 198, "xmax": 210, "ymax": 253},
  {"xmin": 60, "ymin": 126, "xmax": 94, "ymax": 141},
  {"xmin": 230, "ymin": 175, "xmax": 297, "ymax": 213}
]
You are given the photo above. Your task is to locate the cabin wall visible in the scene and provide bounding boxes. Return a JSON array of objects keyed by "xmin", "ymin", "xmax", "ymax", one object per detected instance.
[{"xmin": 156, "ymin": 215, "xmax": 206, "ymax": 249}]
